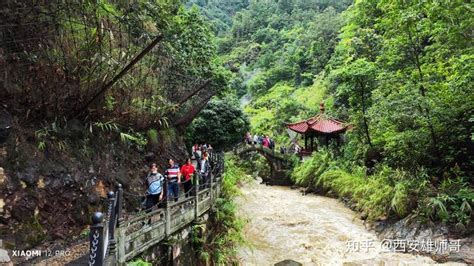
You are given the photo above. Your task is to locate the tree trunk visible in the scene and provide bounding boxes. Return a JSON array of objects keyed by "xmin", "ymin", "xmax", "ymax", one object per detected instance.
[{"xmin": 358, "ymin": 79, "xmax": 373, "ymax": 148}]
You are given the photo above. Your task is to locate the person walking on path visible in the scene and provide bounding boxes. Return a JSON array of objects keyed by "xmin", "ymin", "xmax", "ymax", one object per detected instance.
[
  {"xmin": 245, "ymin": 132, "xmax": 252, "ymax": 145},
  {"xmin": 263, "ymin": 135, "xmax": 270, "ymax": 148},
  {"xmin": 196, "ymin": 144, "xmax": 203, "ymax": 160},
  {"xmin": 142, "ymin": 163, "xmax": 164, "ymax": 226},
  {"xmin": 165, "ymin": 159, "xmax": 181, "ymax": 202},
  {"xmin": 144, "ymin": 163, "xmax": 164, "ymax": 210},
  {"xmin": 192, "ymin": 144, "xmax": 199, "ymax": 159},
  {"xmin": 180, "ymin": 158, "xmax": 195, "ymax": 197},
  {"xmin": 199, "ymin": 152, "xmax": 211, "ymax": 187}
]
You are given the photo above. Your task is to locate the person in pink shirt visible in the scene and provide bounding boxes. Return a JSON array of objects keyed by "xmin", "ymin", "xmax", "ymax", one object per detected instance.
[{"xmin": 262, "ymin": 135, "xmax": 270, "ymax": 148}]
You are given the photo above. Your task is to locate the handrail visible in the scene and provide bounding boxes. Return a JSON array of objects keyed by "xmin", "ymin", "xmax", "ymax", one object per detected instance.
[
  {"xmin": 88, "ymin": 151, "xmax": 225, "ymax": 265},
  {"xmin": 234, "ymin": 143, "xmax": 294, "ymax": 166}
]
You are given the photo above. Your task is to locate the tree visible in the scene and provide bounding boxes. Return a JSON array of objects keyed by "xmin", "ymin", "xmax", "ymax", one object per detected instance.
[
  {"xmin": 186, "ymin": 96, "xmax": 250, "ymax": 150},
  {"xmin": 331, "ymin": 59, "xmax": 377, "ymax": 148}
]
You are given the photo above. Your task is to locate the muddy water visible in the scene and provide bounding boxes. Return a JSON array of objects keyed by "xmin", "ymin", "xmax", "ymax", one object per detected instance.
[{"xmin": 236, "ymin": 180, "xmax": 464, "ymax": 265}]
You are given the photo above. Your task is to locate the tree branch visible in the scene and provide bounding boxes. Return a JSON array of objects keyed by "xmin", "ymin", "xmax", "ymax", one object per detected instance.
[
  {"xmin": 71, "ymin": 35, "xmax": 164, "ymax": 119},
  {"xmin": 177, "ymin": 79, "xmax": 211, "ymax": 105},
  {"xmin": 173, "ymin": 90, "xmax": 216, "ymax": 128}
]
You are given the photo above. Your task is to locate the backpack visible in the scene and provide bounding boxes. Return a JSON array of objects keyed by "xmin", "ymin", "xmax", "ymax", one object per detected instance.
[{"xmin": 146, "ymin": 172, "xmax": 164, "ymax": 195}]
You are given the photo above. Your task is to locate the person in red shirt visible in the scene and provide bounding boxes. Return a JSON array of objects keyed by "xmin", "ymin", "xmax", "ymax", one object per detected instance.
[{"xmin": 180, "ymin": 158, "xmax": 195, "ymax": 197}]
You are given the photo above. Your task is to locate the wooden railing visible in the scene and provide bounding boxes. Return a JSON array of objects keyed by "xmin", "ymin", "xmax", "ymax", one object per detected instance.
[{"xmin": 88, "ymin": 152, "xmax": 224, "ymax": 266}]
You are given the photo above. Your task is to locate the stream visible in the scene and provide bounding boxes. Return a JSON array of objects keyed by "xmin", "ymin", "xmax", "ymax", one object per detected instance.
[{"xmin": 236, "ymin": 180, "xmax": 465, "ymax": 265}]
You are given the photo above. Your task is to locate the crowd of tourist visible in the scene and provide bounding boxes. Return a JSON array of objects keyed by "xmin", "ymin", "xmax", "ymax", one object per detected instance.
[
  {"xmin": 244, "ymin": 132, "xmax": 275, "ymax": 150},
  {"xmin": 143, "ymin": 143, "xmax": 214, "ymax": 212},
  {"xmin": 244, "ymin": 132, "xmax": 304, "ymax": 155}
]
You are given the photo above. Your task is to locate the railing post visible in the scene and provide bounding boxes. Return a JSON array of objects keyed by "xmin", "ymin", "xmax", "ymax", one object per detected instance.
[
  {"xmin": 117, "ymin": 225, "xmax": 125, "ymax": 265},
  {"xmin": 165, "ymin": 181, "xmax": 171, "ymax": 236},
  {"xmin": 194, "ymin": 173, "xmax": 200, "ymax": 220},
  {"xmin": 115, "ymin": 184, "xmax": 123, "ymax": 226},
  {"xmin": 89, "ymin": 212, "xmax": 104, "ymax": 266},
  {"xmin": 107, "ymin": 191, "xmax": 116, "ymax": 259},
  {"xmin": 115, "ymin": 184, "xmax": 124, "ymax": 265},
  {"xmin": 209, "ymin": 169, "xmax": 214, "ymax": 202}
]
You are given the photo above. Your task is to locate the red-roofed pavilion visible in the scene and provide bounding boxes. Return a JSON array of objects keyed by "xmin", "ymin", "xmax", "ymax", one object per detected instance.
[{"xmin": 286, "ymin": 102, "xmax": 349, "ymax": 155}]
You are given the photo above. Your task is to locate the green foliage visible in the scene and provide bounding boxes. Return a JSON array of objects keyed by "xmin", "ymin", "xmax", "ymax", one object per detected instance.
[
  {"xmin": 291, "ymin": 151, "xmax": 334, "ymax": 188},
  {"xmin": 204, "ymin": 154, "xmax": 250, "ymax": 264},
  {"xmin": 80, "ymin": 228, "xmax": 90, "ymax": 237},
  {"xmin": 127, "ymin": 259, "xmax": 151, "ymax": 266},
  {"xmin": 417, "ymin": 177, "xmax": 474, "ymax": 227},
  {"xmin": 244, "ymin": 82, "xmax": 320, "ymax": 144},
  {"xmin": 292, "ymin": 151, "xmax": 430, "ymax": 220},
  {"xmin": 327, "ymin": 0, "xmax": 474, "ymax": 175},
  {"xmin": 34, "ymin": 122, "xmax": 70, "ymax": 153},
  {"xmin": 292, "ymin": 151, "xmax": 474, "ymax": 225},
  {"xmin": 216, "ymin": 1, "xmax": 348, "ymax": 146},
  {"xmin": 119, "ymin": 131, "xmax": 147, "ymax": 150},
  {"xmin": 20, "ymin": 216, "xmax": 47, "ymax": 248},
  {"xmin": 186, "ymin": 96, "xmax": 250, "ymax": 150},
  {"xmin": 317, "ymin": 166, "xmax": 426, "ymax": 220},
  {"xmin": 5, "ymin": 0, "xmax": 226, "ymax": 139},
  {"xmin": 146, "ymin": 129, "xmax": 159, "ymax": 145},
  {"xmin": 185, "ymin": 0, "xmax": 249, "ymax": 36},
  {"xmin": 221, "ymin": 154, "xmax": 252, "ymax": 197},
  {"xmin": 198, "ymin": 0, "xmax": 474, "ymax": 229},
  {"xmin": 90, "ymin": 121, "xmax": 120, "ymax": 133}
]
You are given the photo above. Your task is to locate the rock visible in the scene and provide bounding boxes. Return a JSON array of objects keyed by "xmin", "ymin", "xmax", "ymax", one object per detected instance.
[
  {"xmin": 87, "ymin": 192, "xmax": 100, "ymax": 205},
  {"xmin": 88, "ymin": 165, "xmax": 95, "ymax": 174},
  {"xmin": 0, "ymin": 167, "xmax": 5, "ymax": 184},
  {"xmin": 73, "ymin": 172, "xmax": 82, "ymax": 183},
  {"xmin": 377, "ymin": 214, "xmax": 474, "ymax": 264},
  {"xmin": 62, "ymin": 173, "xmax": 74, "ymax": 186},
  {"xmin": 343, "ymin": 259, "xmax": 385, "ymax": 266},
  {"xmin": 144, "ymin": 152, "xmax": 155, "ymax": 162},
  {"xmin": 37, "ymin": 177, "xmax": 45, "ymax": 188},
  {"xmin": 46, "ymin": 177, "xmax": 63, "ymax": 190},
  {"xmin": 447, "ymin": 239, "xmax": 474, "ymax": 264},
  {"xmin": 0, "ymin": 109, "xmax": 12, "ymax": 144},
  {"xmin": 275, "ymin": 259, "xmax": 302, "ymax": 266},
  {"xmin": 18, "ymin": 167, "xmax": 38, "ymax": 187},
  {"xmin": 66, "ymin": 119, "xmax": 84, "ymax": 139},
  {"xmin": 0, "ymin": 248, "xmax": 11, "ymax": 263}
]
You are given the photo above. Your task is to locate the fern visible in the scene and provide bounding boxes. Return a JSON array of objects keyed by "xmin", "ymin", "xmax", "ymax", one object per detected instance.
[{"xmin": 91, "ymin": 120, "xmax": 119, "ymax": 133}]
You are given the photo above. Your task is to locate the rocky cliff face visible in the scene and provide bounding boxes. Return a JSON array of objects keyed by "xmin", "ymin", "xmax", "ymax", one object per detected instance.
[{"xmin": 0, "ymin": 116, "xmax": 189, "ymax": 250}]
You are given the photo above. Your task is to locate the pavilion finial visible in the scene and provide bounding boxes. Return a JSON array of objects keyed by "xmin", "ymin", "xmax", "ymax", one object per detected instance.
[{"xmin": 319, "ymin": 102, "xmax": 325, "ymax": 113}]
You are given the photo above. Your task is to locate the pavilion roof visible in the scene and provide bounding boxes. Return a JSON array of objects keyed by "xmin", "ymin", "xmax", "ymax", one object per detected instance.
[{"xmin": 286, "ymin": 103, "xmax": 349, "ymax": 135}]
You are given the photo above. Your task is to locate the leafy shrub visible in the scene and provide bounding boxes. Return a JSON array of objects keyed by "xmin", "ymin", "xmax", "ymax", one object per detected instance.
[
  {"xmin": 203, "ymin": 154, "xmax": 250, "ymax": 264},
  {"xmin": 291, "ymin": 150, "xmax": 335, "ymax": 188},
  {"xmin": 417, "ymin": 176, "xmax": 473, "ymax": 227},
  {"xmin": 292, "ymin": 154, "xmax": 431, "ymax": 221}
]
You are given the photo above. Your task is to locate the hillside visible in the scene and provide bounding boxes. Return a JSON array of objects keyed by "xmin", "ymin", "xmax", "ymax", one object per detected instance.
[{"xmin": 207, "ymin": 0, "xmax": 474, "ymax": 234}]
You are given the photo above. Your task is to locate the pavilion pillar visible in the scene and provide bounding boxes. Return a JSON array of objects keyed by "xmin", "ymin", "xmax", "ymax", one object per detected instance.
[
  {"xmin": 310, "ymin": 135, "xmax": 314, "ymax": 152},
  {"xmin": 314, "ymin": 135, "xmax": 318, "ymax": 152},
  {"xmin": 304, "ymin": 134, "xmax": 308, "ymax": 151}
]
